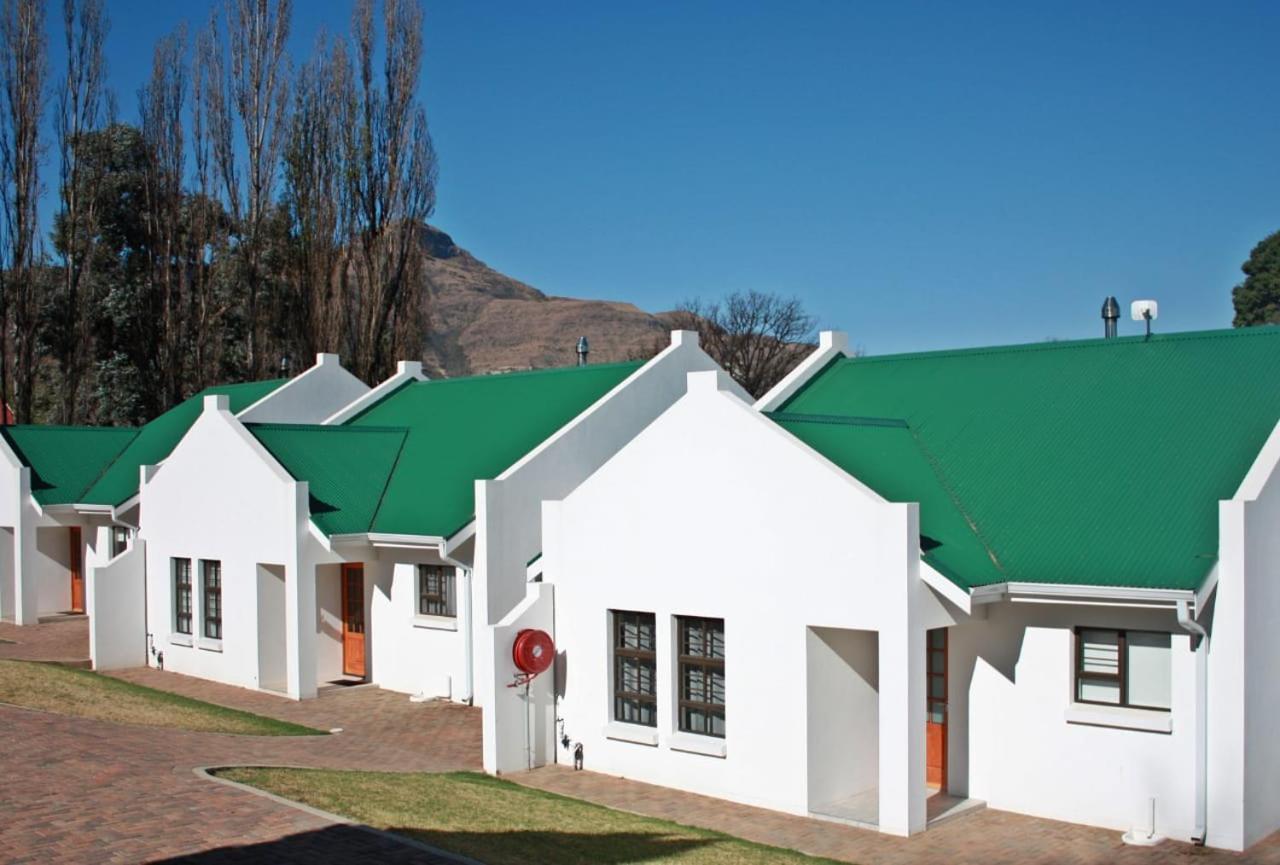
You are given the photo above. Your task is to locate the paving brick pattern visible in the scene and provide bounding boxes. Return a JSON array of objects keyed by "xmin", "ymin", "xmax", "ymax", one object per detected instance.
[
  {"xmin": 1, "ymin": 618, "xmax": 476, "ymax": 864},
  {"xmin": 6, "ymin": 616, "xmax": 1280, "ymax": 864},
  {"xmin": 516, "ymin": 764, "xmax": 1280, "ymax": 865}
]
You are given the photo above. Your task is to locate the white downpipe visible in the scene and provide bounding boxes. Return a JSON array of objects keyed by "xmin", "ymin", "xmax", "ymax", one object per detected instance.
[
  {"xmin": 1176, "ymin": 598, "xmax": 1208, "ymax": 845},
  {"xmin": 441, "ymin": 552, "xmax": 474, "ymax": 705}
]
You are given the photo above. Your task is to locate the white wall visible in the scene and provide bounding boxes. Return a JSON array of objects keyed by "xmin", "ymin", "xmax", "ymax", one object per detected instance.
[
  {"xmin": 476, "ymin": 332, "xmax": 749, "ymax": 769},
  {"xmin": 88, "ymin": 537, "xmax": 147, "ymax": 669},
  {"xmin": 34, "ymin": 526, "xmax": 72, "ymax": 614},
  {"xmin": 1210, "ymin": 421, "xmax": 1280, "ymax": 850},
  {"xmin": 529, "ymin": 371, "xmax": 942, "ymax": 833},
  {"xmin": 140, "ymin": 397, "xmax": 311, "ymax": 694},
  {"xmin": 370, "ymin": 557, "xmax": 468, "ymax": 699},
  {"xmin": 954, "ymin": 601, "xmax": 1197, "ymax": 840},
  {"xmin": 237, "ymin": 353, "xmax": 369, "ymax": 424}
]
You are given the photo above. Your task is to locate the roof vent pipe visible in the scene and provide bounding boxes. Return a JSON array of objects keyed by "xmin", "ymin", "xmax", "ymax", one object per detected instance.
[
  {"xmin": 576, "ymin": 336, "xmax": 589, "ymax": 366},
  {"xmin": 1102, "ymin": 297, "xmax": 1120, "ymax": 339}
]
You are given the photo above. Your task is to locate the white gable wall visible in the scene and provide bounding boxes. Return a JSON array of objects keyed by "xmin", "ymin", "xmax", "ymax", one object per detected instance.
[
  {"xmin": 139, "ymin": 397, "xmax": 312, "ymax": 694},
  {"xmin": 538, "ymin": 372, "xmax": 946, "ymax": 830},
  {"xmin": 237, "ymin": 353, "xmax": 370, "ymax": 424}
]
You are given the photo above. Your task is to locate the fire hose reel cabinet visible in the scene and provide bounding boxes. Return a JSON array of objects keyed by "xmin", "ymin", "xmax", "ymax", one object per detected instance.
[{"xmin": 512, "ymin": 628, "xmax": 555, "ymax": 677}]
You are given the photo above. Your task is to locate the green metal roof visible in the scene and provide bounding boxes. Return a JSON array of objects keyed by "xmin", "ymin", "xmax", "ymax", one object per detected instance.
[
  {"xmin": 774, "ymin": 327, "xmax": 1280, "ymax": 592},
  {"xmin": 79, "ymin": 379, "xmax": 287, "ymax": 507},
  {"xmin": 1, "ymin": 425, "xmax": 139, "ymax": 506},
  {"xmin": 346, "ymin": 361, "xmax": 642, "ymax": 537},
  {"xmin": 247, "ymin": 424, "xmax": 408, "ymax": 536}
]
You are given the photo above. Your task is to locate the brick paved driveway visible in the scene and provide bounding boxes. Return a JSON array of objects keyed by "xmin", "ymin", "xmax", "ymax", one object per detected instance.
[
  {"xmin": 0, "ymin": 618, "xmax": 478, "ymax": 864},
  {"xmin": 6, "ymin": 617, "xmax": 1280, "ymax": 865}
]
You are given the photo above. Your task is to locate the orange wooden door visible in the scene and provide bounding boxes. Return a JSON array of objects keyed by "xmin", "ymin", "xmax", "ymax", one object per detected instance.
[
  {"xmin": 926, "ymin": 627, "xmax": 948, "ymax": 789},
  {"xmin": 68, "ymin": 527, "xmax": 84, "ymax": 613},
  {"xmin": 340, "ymin": 564, "xmax": 366, "ymax": 678}
]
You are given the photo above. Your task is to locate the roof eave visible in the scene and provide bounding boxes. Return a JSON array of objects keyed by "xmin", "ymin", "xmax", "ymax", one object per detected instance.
[{"xmin": 970, "ymin": 581, "xmax": 1198, "ymax": 610}]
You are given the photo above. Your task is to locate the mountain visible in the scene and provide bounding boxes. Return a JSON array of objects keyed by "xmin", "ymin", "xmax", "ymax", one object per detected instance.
[{"xmin": 419, "ymin": 226, "xmax": 678, "ymax": 376}]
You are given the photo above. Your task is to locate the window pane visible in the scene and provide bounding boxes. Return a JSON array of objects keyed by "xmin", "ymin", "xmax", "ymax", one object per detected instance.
[
  {"xmin": 1126, "ymin": 632, "xmax": 1171, "ymax": 709},
  {"xmin": 1080, "ymin": 629, "xmax": 1120, "ymax": 676},
  {"xmin": 1079, "ymin": 679, "xmax": 1121, "ymax": 704}
]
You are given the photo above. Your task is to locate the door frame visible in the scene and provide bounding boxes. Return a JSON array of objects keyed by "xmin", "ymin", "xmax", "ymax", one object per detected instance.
[
  {"xmin": 339, "ymin": 563, "xmax": 366, "ymax": 679},
  {"xmin": 68, "ymin": 526, "xmax": 84, "ymax": 613},
  {"xmin": 926, "ymin": 627, "xmax": 948, "ymax": 790}
]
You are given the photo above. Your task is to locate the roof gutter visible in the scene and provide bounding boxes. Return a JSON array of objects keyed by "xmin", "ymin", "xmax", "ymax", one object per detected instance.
[
  {"xmin": 970, "ymin": 582, "xmax": 1198, "ymax": 610},
  {"xmin": 326, "ymin": 532, "xmax": 448, "ymax": 550}
]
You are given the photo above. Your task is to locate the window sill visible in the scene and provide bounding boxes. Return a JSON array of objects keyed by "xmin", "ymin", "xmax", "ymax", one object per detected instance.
[
  {"xmin": 1064, "ymin": 703, "xmax": 1171, "ymax": 733},
  {"xmin": 168, "ymin": 633, "xmax": 193, "ymax": 648},
  {"xmin": 603, "ymin": 722, "xmax": 658, "ymax": 747},
  {"xmin": 413, "ymin": 614, "xmax": 458, "ymax": 632},
  {"xmin": 669, "ymin": 732, "xmax": 727, "ymax": 758},
  {"xmin": 197, "ymin": 638, "xmax": 224, "ymax": 653}
]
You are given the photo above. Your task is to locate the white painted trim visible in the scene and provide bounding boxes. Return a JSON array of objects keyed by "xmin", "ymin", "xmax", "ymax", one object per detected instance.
[
  {"xmin": 322, "ymin": 361, "xmax": 427, "ymax": 426},
  {"xmin": 168, "ymin": 633, "xmax": 193, "ymax": 647},
  {"xmin": 496, "ymin": 331, "xmax": 749, "ymax": 484},
  {"xmin": 669, "ymin": 732, "xmax": 727, "ymax": 758},
  {"xmin": 1233, "ymin": 419, "xmax": 1280, "ymax": 502},
  {"xmin": 970, "ymin": 582, "xmax": 1196, "ymax": 609},
  {"xmin": 753, "ymin": 330, "xmax": 849, "ymax": 412},
  {"xmin": 604, "ymin": 722, "xmax": 659, "ymax": 747},
  {"xmin": 413, "ymin": 614, "xmax": 458, "ymax": 632},
  {"xmin": 370, "ymin": 533, "xmax": 448, "ymax": 549},
  {"xmin": 920, "ymin": 561, "xmax": 971, "ymax": 613},
  {"xmin": 1064, "ymin": 703, "xmax": 1173, "ymax": 733}
]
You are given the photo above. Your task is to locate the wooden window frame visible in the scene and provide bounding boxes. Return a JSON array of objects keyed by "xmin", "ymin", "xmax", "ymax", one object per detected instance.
[
  {"xmin": 612, "ymin": 610, "xmax": 657, "ymax": 727},
  {"xmin": 1073, "ymin": 626, "xmax": 1170, "ymax": 712},
  {"xmin": 173, "ymin": 558, "xmax": 192, "ymax": 635},
  {"xmin": 677, "ymin": 615, "xmax": 726, "ymax": 739},
  {"xmin": 201, "ymin": 560, "xmax": 222, "ymax": 640},
  {"xmin": 417, "ymin": 565, "xmax": 455, "ymax": 617}
]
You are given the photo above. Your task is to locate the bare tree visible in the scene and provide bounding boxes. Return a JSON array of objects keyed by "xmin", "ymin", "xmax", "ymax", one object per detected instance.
[
  {"xmin": 339, "ymin": 0, "xmax": 436, "ymax": 383},
  {"xmin": 138, "ymin": 27, "xmax": 188, "ymax": 409},
  {"xmin": 0, "ymin": 0, "xmax": 47, "ymax": 423},
  {"xmin": 667, "ymin": 291, "xmax": 817, "ymax": 398},
  {"xmin": 51, "ymin": 0, "xmax": 109, "ymax": 423},
  {"xmin": 227, "ymin": 0, "xmax": 291, "ymax": 378},
  {"xmin": 281, "ymin": 32, "xmax": 349, "ymax": 361}
]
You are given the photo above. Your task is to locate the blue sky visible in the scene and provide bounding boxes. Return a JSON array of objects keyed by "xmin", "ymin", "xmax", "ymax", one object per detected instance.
[{"xmin": 45, "ymin": 1, "xmax": 1280, "ymax": 354}]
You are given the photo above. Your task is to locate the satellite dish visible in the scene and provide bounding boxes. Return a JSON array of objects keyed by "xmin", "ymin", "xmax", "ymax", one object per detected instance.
[{"xmin": 1130, "ymin": 300, "xmax": 1158, "ymax": 321}]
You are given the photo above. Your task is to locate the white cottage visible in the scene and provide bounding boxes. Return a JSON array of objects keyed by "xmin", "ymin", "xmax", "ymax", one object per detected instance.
[
  {"xmin": 0, "ymin": 353, "xmax": 367, "ymax": 643},
  {"xmin": 126, "ymin": 332, "xmax": 739, "ymax": 705},
  {"xmin": 489, "ymin": 327, "xmax": 1280, "ymax": 852}
]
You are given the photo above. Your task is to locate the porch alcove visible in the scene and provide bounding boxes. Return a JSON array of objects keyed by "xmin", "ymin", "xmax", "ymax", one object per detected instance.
[
  {"xmin": 255, "ymin": 563, "xmax": 287, "ymax": 693},
  {"xmin": 806, "ymin": 626, "xmax": 880, "ymax": 826}
]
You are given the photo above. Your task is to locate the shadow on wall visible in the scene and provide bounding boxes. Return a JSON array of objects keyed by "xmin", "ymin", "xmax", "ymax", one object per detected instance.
[{"xmin": 143, "ymin": 823, "xmax": 715, "ymax": 864}]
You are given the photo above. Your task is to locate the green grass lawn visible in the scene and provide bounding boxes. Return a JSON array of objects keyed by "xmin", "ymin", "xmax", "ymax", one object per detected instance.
[
  {"xmin": 0, "ymin": 659, "xmax": 322, "ymax": 735},
  {"xmin": 217, "ymin": 768, "xmax": 846, "ymax": 865}
]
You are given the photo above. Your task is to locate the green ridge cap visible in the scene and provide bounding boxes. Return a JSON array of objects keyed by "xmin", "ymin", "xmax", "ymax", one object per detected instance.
[
  {"xmin": 348, "ymin": 361, "xmax": 642, "ymax": 537},
  {"xmin": 775, "ymin": 326, "xmax": 1280, "ymax": 592},
  {"xmin": 1, "ymin": 425, "xmax": 139, "ymax": 506},
  {"xmin": 80, "ymin": 378, "xmax": 287, "ymax": 507},
  {"xmin": 247, "ymin": 424, "xmax": 409, "ymax": 536}
]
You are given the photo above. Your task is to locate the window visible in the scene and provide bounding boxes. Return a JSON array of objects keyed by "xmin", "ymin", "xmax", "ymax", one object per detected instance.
[
  {"xmin": 677, "ymin": 616, "xmax": 725, "ymax": 738},
  {"xmin": 417, "ymin": 565, "xmax": 455, "ymax": 617},
  {"xmin": 201, "ymin": 560, "xmax": 222, "ymax": 640},
  {"xmin": 1075, "ymin": 628, "xmax": 1171, "ymax": 710},
  {"xmin": 613, "ymin": 611, "xmax": 657, "ymax": 727},
  {"xmin": 173, "ymin": 558, "xmax": 192, "ymax": 635},
  {"xmin": 110, "ymin": 526, "xmax": 129, "ymax": 559}
]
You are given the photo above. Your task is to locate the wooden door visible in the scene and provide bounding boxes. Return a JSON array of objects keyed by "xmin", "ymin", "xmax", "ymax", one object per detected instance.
[
  {"xmin": 68, "ymin": 527, "xmax": 84, "ymax": 613},
  {"xmin": 340, "ymin": 564, "xmax": 366, "ymax": 678},
  {"xmin": 926, "ymin": 627, "xmax": 948, "ymax": 789}
]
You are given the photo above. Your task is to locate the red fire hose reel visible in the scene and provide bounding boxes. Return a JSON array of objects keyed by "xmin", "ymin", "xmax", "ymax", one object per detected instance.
[{"xmin": 510, "ymin": 628, "xmax": 554, "ymax": 687}]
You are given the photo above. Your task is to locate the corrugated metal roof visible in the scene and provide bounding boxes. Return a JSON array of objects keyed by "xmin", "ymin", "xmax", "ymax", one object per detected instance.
[
  {"xmin": 775, "ymin": 326, "xmax": 1280, "ymax": 591},
  {"xmin": 247, "ymin": 424, "xmax": 408, "ymax": 536},
  {"xmin": 1, "ymin": 425, "xmax": 139, "ymax": 506},
  {"xmin": 347, "ymin": 361, "xmax": 642, "ymax": 537},
  {"xmin": 80, "ymin": 379, "xmax": 287, "ymax": 507}
]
